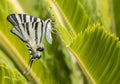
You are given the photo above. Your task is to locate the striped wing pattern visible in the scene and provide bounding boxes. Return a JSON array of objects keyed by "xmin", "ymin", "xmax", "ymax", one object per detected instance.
[
  {"xmin": 7, "ymin": 14, "xmax": 47, "ymax": 45},
  {"xmin": 7, "ymin": 14, "xmax": 41, "ymax": 26},
  {"xmin": 11, "ymin": 22, "xmax": 45, "ymax": 45}
]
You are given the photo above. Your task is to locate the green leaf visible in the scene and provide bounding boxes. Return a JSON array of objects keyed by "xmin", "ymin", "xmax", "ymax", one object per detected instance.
[
  {"xmin": 51, "ymin": 0, "xmax": 90, "ymax": 34},
  {"xmin": 51, "ymin": 0, "xmax": 90, "ymax": 46},
  {"xmin": 79, "ymin": 0, "xmax": 120, "ymax": 38},
  {"xmin": 0, "ymin": 47, "xmax": 27, "ymax": 84},
  {"xmin": 51, "ymin": 0, "xmax": 120, "ymax": 83},
  {"xmin": 112, "ymin": 0, "xmax": 120, "ymax": 38},
  {"xmin": 70, "ymin": 24, "xmax": 120, "ymax": 83}
]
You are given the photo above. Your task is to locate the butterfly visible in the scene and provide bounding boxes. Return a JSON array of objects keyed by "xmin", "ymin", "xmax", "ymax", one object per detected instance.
[{"xmin": 7, "ymin": 14, "xmax": 52, "ymax": 72}]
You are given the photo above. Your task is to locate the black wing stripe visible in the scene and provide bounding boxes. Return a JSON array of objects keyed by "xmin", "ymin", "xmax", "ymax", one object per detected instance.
[
  {"xmin": 18, "ymin": 14, "xmax": 22, "ymax": 22},
  {"xmin": 17, "ymin": 25, "xmax": 25, "ymax": 38},
  {"xmin": 32, "ymin": 22, "xmax": 34, "ymax": 28},
  {"xmin": 35, "ymin": 22, "xmax": 38, "ymax": 44},
  {"xmin": 23, "ymin": 14, "xmax": 26, "ymax": 23},
  {"xmin": 7, "ymin": 15, "xmax": 16, "ymax": 25},
  {"xmin": 14, "ymin": 26, "xmax": 21, "ymax": 34},
  {"xmin": 7, "ymin": 14, "xmax": 41, "ymax": 26},
  {"xmin": 22, "ymin": 23, "xmax": 25, "ymax": 30},
  {"xmin": 7, "ymin": 14, "xmax": 17, "ymax": 25},
  {"xmin": 12, "ymin": 14, "xmax": 19, "ymax": 25},
  {"xmin": 26, "ymin": 23, "xmax": 30, "ymax": 36},
  {"xmin": 13, "ymin": 25, "xmax": 23, "ymax": 36},
  {"xmin": 34, "ymin": 17, "xmax": 37, "ymax": 22},
  {"xmin": 15, "ymin": 14, "xmax": 22, "ymax": 24},
  {"xmin": 30, "ymin": 16, "xmax": 32, "ymax": 22}
]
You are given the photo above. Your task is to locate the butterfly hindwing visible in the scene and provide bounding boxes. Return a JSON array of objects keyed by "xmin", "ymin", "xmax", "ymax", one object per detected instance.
[
  {"xmin": 45, "ymin": 19, "xmax": 52, "ymax": 44},
  {"xmin": 7, "ymin": 14, "xmax": 41, "ymax": 26},
  {"xmin": 11, "ymin": 23, "xmax": 30, "ymax": 42},
  {"xmin": 11, "ymin": 27, "xmax": 26, "ymax": 42}
]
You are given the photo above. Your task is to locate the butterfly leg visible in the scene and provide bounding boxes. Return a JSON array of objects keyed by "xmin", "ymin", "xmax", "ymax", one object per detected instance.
[
  {"xmin": 23, "ymin": 57, "xmax": 34, "ymax": 74},
  {"xmin": 28, "ymin": 58, "xmax": 34, "ymax": 70}
]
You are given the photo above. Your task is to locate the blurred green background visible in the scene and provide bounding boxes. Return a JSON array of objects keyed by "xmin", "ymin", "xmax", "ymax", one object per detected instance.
[{"xmin": 0, "ymin": 0, "xmax": 120, "ymax": 84}]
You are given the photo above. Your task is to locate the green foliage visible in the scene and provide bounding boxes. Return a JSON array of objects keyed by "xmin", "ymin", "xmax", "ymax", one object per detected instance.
[
  {"xmin": 52, "ymin": 0, "xmax": 120, "ymax": 83},
  {"xmin": 0, "ymin": 48, "xmax": 27, "ymax": 84},
  {"xmin": 70, "ymin": 24, "xmax": 120, "ymax": 83},
  {"xmin": 112, "ymin": 0, "xmax": 120, "ymax": 38},
  {"xmin": 0, "ymin": 0, "xmax": 120, "ymax": 84}
]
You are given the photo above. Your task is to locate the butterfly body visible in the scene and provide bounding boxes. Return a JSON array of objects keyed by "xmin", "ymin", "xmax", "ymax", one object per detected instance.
[{"xmin": 7, "ymin": 14, "xmax": 52, "ymax": 71}]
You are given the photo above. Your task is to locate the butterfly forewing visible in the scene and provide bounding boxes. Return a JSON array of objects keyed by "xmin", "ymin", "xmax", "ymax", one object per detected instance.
[{"xmin": 7, "ymin": 14, "xmax": 41, "ymax": 26}]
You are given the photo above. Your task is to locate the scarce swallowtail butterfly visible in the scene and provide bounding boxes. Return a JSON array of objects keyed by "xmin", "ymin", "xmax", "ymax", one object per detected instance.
[{"xmin": 7, "ymin": 14, "xmax": 52, "ymax": 73}]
